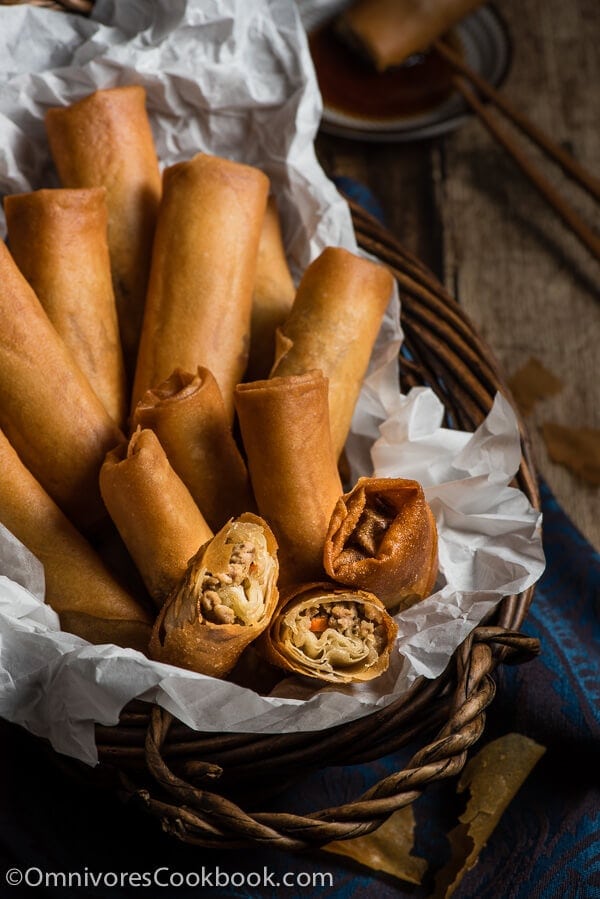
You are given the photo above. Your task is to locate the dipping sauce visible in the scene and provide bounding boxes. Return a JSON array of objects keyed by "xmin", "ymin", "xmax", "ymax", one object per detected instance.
[{"xmin": 309, "ymin": 22, "xmax": 460, "ymax": 121}]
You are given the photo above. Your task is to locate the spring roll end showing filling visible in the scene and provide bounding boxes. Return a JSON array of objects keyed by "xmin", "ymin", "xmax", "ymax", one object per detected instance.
[
  {"xmin": 149, "ymin": 515, "xmax": 278, "ymax": 677},
  {"xmin": 324, "ymin": 478, "xmax": 439, "ymax": 610},
  {"xmin": 265, "ymin": 587, "xmax": 398, "ymax": 684}
]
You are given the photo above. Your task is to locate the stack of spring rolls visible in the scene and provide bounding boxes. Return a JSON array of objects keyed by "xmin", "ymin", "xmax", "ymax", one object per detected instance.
[{"xmin": 0, "ymin": 85, "xmax": 439, "ymax": 687}]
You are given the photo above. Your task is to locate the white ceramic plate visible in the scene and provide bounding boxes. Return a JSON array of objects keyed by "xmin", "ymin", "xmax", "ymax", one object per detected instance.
[{"xmin": 311, "ymin": 4, "xmax": 512, "ymax": 143}]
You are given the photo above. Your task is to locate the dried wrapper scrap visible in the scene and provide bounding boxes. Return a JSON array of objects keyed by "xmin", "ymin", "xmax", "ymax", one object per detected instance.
[
  {"xmin": 542, "ymin": 423, "xmax": 600, "ymax": 486},
  {"xmin": 434, "ymin": 732, "xmax": 546, "ymax": 898},
  {"xmin": 324, "ymin": 805, "xmax": 427, "ymax": 886},
  {"xmin": 507, "ymin": 357, "xmax": 563, "ymax": 416}
]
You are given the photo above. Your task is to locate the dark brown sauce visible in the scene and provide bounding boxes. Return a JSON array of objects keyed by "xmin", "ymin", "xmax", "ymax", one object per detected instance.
[{"xmin": 309, "ymin": 22, "xmax": 461, "ymax": 121}]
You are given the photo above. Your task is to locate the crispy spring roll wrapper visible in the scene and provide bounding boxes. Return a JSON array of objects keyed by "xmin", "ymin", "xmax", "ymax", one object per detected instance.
[
  {"xmin": 335, "ymin": 0, "xmax": 483, "ymax": 71},
  {"xmin": 0, "ymin": 241, "xmax": 124, "ymax": 532},
  {"xmin": 45, "ymin": 85, "xmax": 162, "ymax": 376},
  {"xmin": 132, "ymin": 153, "xmax": 270, "ymax": 416},
  {"xmin": 246, "ymin": 196, "xmax": 296, "ymax": 381},
  {"xmin": 323, "ymin": 477, "xmax": 438, "ymax": 611},
  {"xmin": 270, "ymin": 247, "xmax": 394, "ymax": 460},
  {"xmin": 58, "ymin": 613, "xmax": 152, "ymax": 654},
  {"xmin": 132, "ymin": 367, "xmax": 255, "ymax": 532},
  {"xmin": 258, "ymin": 582, "xmax": 398, "ymax": 684},
  {"xmin": 100, "ymin": 428, "xmax": 213, "ymax": 607},
  {"xmin": 0, "ymin": 428, "xmax": 152, "ymax": 649},
  {"xmin": 235, "ymin": 371, "xmax": 343, "ymax": 586},
  {"xmin": 5, "ymin": 187, "xmax": 127, "ymax": 429},
  {"xmin": 149, "ymin": 513, "xmax": 279, "ymax": 677}
]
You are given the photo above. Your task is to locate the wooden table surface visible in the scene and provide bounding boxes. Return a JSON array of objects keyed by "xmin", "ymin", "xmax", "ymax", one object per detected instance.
[{"xmin": 315, "ymin": 0, "xmax": 600, "ymax": 551}]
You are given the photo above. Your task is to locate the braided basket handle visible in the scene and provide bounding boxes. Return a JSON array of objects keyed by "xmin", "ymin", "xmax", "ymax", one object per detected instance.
[{"xmin": 122, "ymin": 626, "xmax": 539, "ymax": 850}]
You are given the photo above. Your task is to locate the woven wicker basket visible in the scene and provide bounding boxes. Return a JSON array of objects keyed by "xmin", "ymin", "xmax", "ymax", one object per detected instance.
[
  {"xmin": 87, "ymin": 200, "xmax": 540, "ymax": 851},
  {"xmin": 3, "ymin": 0, "xmax": 540, "ymax": 852}
]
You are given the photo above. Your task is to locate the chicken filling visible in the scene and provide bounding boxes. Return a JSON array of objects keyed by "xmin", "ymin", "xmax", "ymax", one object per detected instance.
[
  {"xmin": 289, "ymin": 599, "xmax": 387, "ymax": 669},
  {"xmin": 162, "ymin": 523, "xmax": 276, "ymax": 634},
  {"xmin": 199, "ymin": 538, "xmax": 268, "ymax": 626}
]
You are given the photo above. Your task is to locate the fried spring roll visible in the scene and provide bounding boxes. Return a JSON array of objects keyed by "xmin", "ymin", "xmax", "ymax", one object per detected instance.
[
  {"xmin": 132, "ymin": 153, "xmax": 270, "ymax": 416},
  {"xmin": 258, "ymin": 582, "xmax": 398, "ymax": 684},
  {"xmin": 323, "ymin": 477, "xmax": 438, "ymax": 610},
  {"xmin": 100, "ymin": 428, "xmax": 213, "ymax": 607},
  {"xmin": 270, "ymin": 247, "xmax": 394, "ymax": 459},
  {"xmin": 235, "ymin": 372, "xmax": 343, "ymax": 585},
  {"xmin": 0, "ymin": 428, "xmax": 152, "ymax": 649},
  {"xmin": 335, "ymin": 0, "xmax": 483, "ymax": 71},
  {"xmin": 0, "ymin": 241, "xmax": 124, "ymax": 531},
  {"xmin": 5, "ymin": 187, "xmax": 127, "ymax": 429},
  {"xmin": 149, "ymin": 513, "xmax": 279, "ymax": 677},
  {"xmin": 45, "ymin": 85, "xmax": 162, "ymax": 376},
  {"xmin": 246, "ymin": 196, "xmax": 296, "ymax": 381},
  {"xmin": 132, "ymin": 367, "xmax": 255, "ymax": 532}
]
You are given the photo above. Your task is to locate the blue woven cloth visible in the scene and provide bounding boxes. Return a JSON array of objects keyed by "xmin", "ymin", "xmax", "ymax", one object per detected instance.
[{"xmin": 0, "ymin": 185, "xmax": 598, "ymax": 897}]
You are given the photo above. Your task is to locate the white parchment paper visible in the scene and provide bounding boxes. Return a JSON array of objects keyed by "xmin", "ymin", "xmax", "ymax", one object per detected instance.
[{"xmin": 0, "ymin": 0, "xmax": 544, "ymax": 766}]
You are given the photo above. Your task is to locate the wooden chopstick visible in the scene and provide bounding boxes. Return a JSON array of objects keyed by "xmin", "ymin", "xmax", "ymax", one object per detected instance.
[
  {"xmin": 434, "ymin": 39, "xmax": 600, "ymax": 204},
  {"xmin": 434, "ymin": 39, "xmax": 600, "ymax": 263}
]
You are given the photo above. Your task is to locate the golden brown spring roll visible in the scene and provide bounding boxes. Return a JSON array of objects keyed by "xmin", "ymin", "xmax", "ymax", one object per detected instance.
[
  {"xmin": 270, "ymin": 247, "xmax": 394, "ymax": 460},
  {"xmin": 246, "ymin": 196, "xmax": 296, "ymax": 381},
  {"xmin": 5, "ymin": 187, "xmax": 127, "ymax": 429},
  {"xmin": 0, "ymin": 428, "xmax": 152, "ymax": 649},
  {"xmin": 258, "ymin": 582, "xmax": 398, "ymax": 684},
  {"xmin": 0, "ymin": 240, "xmax": 124, "ymax": 532},
  {"xmin": 132, "ymin": 367, "xmax": 255, "ymax": 532},
  {"xmin": 100, "ymin": 427, "xmax": 213, "ymax": 607},
  {"xmin": 131, "ymin": 153, "xmax": 270, "ymax": 416},
  {"xmin": 45, "ymin": 85, "xmax": 162, "ymax": 376},
  {"xmin": 234, "ymin": 371, "xmax": 343, "ymax": 585},
  {"xmin": 335, "ymin": 0, "xmax": 483, "ymax": 71},
  {"xmin": 149, "ymin": 513, "xmax": 279, "ymax": 677},
  {"xmin": 323, "ymin": 477, "xmax": 438, "ymax": 611}
]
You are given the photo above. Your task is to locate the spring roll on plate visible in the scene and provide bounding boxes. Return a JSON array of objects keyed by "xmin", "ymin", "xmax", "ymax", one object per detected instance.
[
  {"xmin": 270, "ymin": 247, "xmax": 394, "ymax": 460},
  {"xmin": 45, "ymin": 85, "xmax": 162, "ymax": 377},
  {"xmin": 259, "ymin": 582, "xmax": 398, "ymax": 684},
  {"xmin": 149, "ymin": 513, "xmax": 279, "ymax": 678},
  {"xmin": 323, "ymin": 477, "xmax": 438, "ymax": 611},
  {"xmin": 5, "ymin": 187, "xmax": 127, "ymax": 429},
  {"xmin": 132, "ymin": 367, "xmax": 255, "ymax": 532},
  {"xmin": 335, "ymin": 0, "xmax": 484, "ymax": 71},
  {"xmin": 0, "ymin": 428, "xmax": 152, "ymax": 651}
]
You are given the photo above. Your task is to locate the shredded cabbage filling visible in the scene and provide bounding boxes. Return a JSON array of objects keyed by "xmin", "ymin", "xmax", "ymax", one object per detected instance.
[{"xmin": 287, "ymin": 599, "xmax": 387, "ymax": 669}]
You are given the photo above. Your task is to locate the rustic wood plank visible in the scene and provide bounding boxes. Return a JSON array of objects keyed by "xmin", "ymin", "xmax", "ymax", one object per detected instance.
[{"xmin": 438, "ymin": 0, "xmax": 600, "ymax": 550}]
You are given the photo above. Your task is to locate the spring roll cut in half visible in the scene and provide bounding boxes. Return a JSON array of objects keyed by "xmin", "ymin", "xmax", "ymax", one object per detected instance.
[
  {"xmin": 323, "ymin": 477, "xmax": 438, "ymax": 611},
  {"xmin": 0, "ymin": 428, "xmax": 152, "ymax": 651},
  {"xmin": 132, "ymin": 367, "xmax": 255, "ymax": 532},
  {"xmin": 270, "ymin": 246, "xmax": 394, "ymax": 460},
  {"xmin": 149, "ymin": 514, "xmax": 279, "ymax": 677},
  {"xmin": 100, "ymin": 428, "xmax": 213, "ymax": 607},
  {"xmin": 234, "ymin": 371, "xmax": 343, "ymax": 585},
  {"xmin": 132, "ymin": 153, "xmax": 270, "ymax": 416},
  {"xmin": 5, "ymin": 187, "xmax": 127, "ymax": 429},
  {"xmin": 45, "ymin": 85, "xmax": 162, "ymax": 377},
  {"xmin": 335, "ymin": 0, "xmax": 484, "ymax": 71},
  {"xmin": 246, "ymin": 196, "xmax": 296, "ymax": 381},
  {"xmin": 259, "ymin": 583, "xmax": 398, "ymax": 684},
  {"xmin": 0, "ymin": 241, "xmax": 124, "ymax": 532}
]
